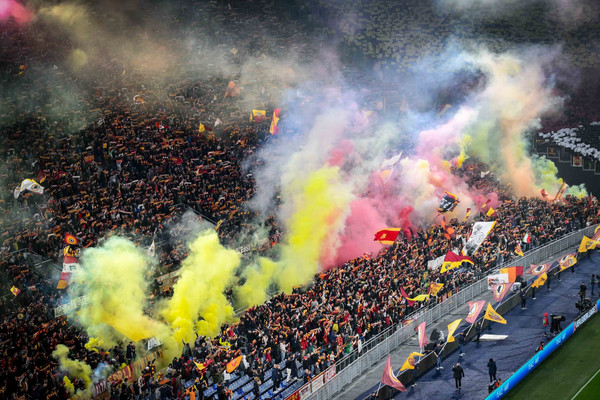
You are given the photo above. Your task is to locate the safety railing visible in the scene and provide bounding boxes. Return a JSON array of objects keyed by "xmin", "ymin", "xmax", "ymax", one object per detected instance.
[{"xmin": 306, "ymin": 224, "xmax": 597, "ymax": 400}]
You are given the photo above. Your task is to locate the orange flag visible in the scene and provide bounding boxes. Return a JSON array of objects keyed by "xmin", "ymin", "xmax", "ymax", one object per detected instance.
[{"xmin": 226, "ymin": 355, "xmax": 243, "ymax": 373}]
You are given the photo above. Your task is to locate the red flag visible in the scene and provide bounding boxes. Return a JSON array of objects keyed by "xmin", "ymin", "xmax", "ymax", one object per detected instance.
[
  {"xmin": 440, "ymin": 251, "xmax": 474, "ymax": 273},
  {"xmin": 374, "ymin": 228, "xmax": 402, "ymax": 245},
  {"xmin": 381, "ymin": 356, "xmax": 406, "ymax": 392},
  {"xmin": 416, "ymin": 322, "xmax": 428, "ymax": 349},
  {"xmin": 500, "ymin": 266, "xmax": 524, "ymax": 282},
  {"xmin": 224, "ymin": 81, "xmax": 240, "ymax": 98},
  {"xmin": 541, "ymin": 189, "xmax": 548, "ymax": 199},
  {"xmin": 465, "ymin": 300, "xmax": 486, "ymax": 324},
  {"xmin": 270, "ymin": 108, "xmax": 280, "ymax": 135},
  {"xmin": 492, "ymin": 283, "xmax": 511, "ymax": 303},
  {"xmin": 400, "ymin": 287, "xmax": 415, "ymax": 306}
]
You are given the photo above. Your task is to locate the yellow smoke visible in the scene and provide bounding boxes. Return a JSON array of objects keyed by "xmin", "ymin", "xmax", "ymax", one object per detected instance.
[
  {"xmin": 277, "ymin": 166, "xmax": 352, "ymax": 291},
  {"xmin": 84, "ymin": 337, "xmax": 104, "ymax": 353},
  {"xmin": 160, "ymin": 229, "xmax": 240, "ymax": 342},
  {"xmin": 63, "ymin": 376, "xmax": 75, "ymax": 395},
  {"xmin": 235, "ymin": 257, "xmax": 277, "ymax": 308},
  {"xmin": 52, "ymin": 344, "xmax": 92, "ymax": 389},
  {"xmin": 73, "ymin": 237, "xmax": 176, "ymax": 359},
  {"xmin": 235, "ymin": 166, "xmax": 353, "ymax": 303},
  {"xmin": 565, "ymin": 184, "xmax": 588, "ymax": 198}
]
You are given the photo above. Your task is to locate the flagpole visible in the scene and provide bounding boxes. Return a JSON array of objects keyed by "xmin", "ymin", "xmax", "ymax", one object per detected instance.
[
  {"xmin": 374, "ymin": 382, "xmax": 382, "ymax": 398},
  {"xmin": 430, "ymin": 213, "xmax": 442, "ymax": 227},
  {"xmin": 465, "ymin": 322, "xmax": 475, "ymax": 340}
]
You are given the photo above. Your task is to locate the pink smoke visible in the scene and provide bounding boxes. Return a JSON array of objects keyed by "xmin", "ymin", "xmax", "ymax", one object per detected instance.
[{"xmin": 0, "ymin": 0, "xmax": 32, "ymax": 24}]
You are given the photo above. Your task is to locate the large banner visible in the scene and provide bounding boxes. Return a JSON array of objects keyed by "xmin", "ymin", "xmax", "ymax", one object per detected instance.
[
  {"xmin": 462, "ymin": 222, "xmax": 496, "ymax": 256},
  {"xmin": 54, "ymin": 295, "xmax": 90, "ymax": 317}
]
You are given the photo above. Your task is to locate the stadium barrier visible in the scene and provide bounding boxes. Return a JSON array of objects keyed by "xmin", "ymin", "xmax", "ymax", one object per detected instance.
[
  {"xmin": 485, "ymin": 297, "xmax": 600, "ymax": 399},
  {"xmin": 305, "ymin": 224, "xmax": 597, "ymax": 400}
]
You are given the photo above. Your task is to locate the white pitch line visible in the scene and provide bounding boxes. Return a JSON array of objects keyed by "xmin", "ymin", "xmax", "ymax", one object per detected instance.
[{"xmin": 571, "ymin": 365, "xmax": 600, "ymax": 400}]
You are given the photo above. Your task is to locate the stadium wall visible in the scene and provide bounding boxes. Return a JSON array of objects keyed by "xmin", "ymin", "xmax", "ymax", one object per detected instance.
[{"xmin": 485, "ymin": 297, "xmax": 600, "ymax": 400}]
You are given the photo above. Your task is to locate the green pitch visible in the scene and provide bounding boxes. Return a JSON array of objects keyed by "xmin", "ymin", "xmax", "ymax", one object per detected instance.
[{"xmin": 503, "ymin": 313, "xmax": 600, "ymax": 400}]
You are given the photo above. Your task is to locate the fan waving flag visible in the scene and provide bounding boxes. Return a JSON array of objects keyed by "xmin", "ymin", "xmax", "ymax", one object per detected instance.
[
  {"xmin": 374, "ymin": 228, "xmax": 402, "ymax": 245},
  {"xmin": 14, "ymin": 178, "xmax": 44, "ymax": 198},
  {"xmin": 530, "ymin": 264, "xmax": 550, "ymax": 276},
  {"xmin": 578, "ymin": 236, "xmax": 600, "ymax": 253},
  {"xmin": 463, "ymin": 208, "xmax": 471, "ymax": 221},
  {"xmin": 226, "ymin": 355, "xmax": 243, "ymax": 373},
  {"xmin": 531, "ymin": 273, "xmax": 547, "ymax": 288},
  {"xmin": 514, "ymin": 243, "xmax": 524, "ymax": 257},
  {"xmin": 465, "ymin": 300, "xmax": 486, "ymax": 324},
  {"xmin": 438, "ymin": 191, "xmax": 459, "ymax": 213},
  {"xmin": 270, "ymin": 108, "xmax": 280, "ymax": 135},
  {"xmin": 447, "ymin": 319, "xmax": 462, "ymax": 342},
  {"xmin": 400, "ymin": 352, "xmax": 424, "ymax": 371},
  {"xmin": 429, "ymin": 282, "xmax": 444, "ymax": 296},
  {"xmin": 558, "ymin": 252, "xmax": 578, "ymax": 271},
  {"xmin": 491, "ymin": 283, "xmax": 511, "ymax": 303},
  {"xmin": 400, "ymin": 287, "xmax": 415, "ymax": 307},
  {"xmin": 381, "ymin": 356, "xmax": 406, "ymax": 392},
  {"xmin": 440, "ymin": 251, "xmax": 474, "ymax": 273},
  {"xmin": 484, "ymin": 303, "xmax": 507, "ymax": 324},
  {"xmin": 249, "ymin": 110, "xmax": 266, "ymax": 122}
]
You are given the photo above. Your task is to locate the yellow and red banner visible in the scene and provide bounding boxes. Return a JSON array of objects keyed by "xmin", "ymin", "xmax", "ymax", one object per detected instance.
[
  {"xmin": 374, "ymin": 228, "xmax": 402, "ymax": 245},
  {"xmin": 440, "ymin": 251, "xmax": 474, "ymax": 273},
  {"xmin": 558, "ymin": 252, "xmax": 577, "ymax": 271},
  {"xmin": 484, "ymin": 302, "xmax": 507, "ymax": 324},
  {"xmin": 429, "ymin": 282, "xmax": 444, "ymax": 296},
  {"xmin": 500, "ymin": 266, "xmax": 524, "ymax": 282},
  {"xmin": 531, "ymin": 273, "xmax": 547, "ymax": 288},
  {"xmin": 578, "ymin": 236, "xmax": 600, "ymax": 253},
  {"xmin": 400, "ymin": 352, "xmax": 424, "ymax": 371},
  {"xmin": 270, "ymin": 108, "xmax": 280, "ymax": 134}
]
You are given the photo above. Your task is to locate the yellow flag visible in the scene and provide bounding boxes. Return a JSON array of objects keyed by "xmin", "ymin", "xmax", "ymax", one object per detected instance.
[
  {"xmin": 199, "ymin": 123, "xmax": 206, "ymax": 133},
  {"xmin": 484, "ymin": 302, "xmax": 507, "ymax": 324},
  {"xmin": 514, "ymin": 243, "xmax": 524, "ymax": 257},
  {"xmin": 408, "ymin": 294, "xmax": 430, "ymax": 302},
  {"xmin": 447, "ymin": 318, "xmax": 462, "ymax": 342},
  {"xmin": 249, "ymin": 110, "xmax": 266, "ymax": 122},
  {"xmin": 486, "ymin": 207, "xmax": 496, "ymax": 217},
  {"xmin": 400, "ymin": 352, "xmax": 424, "ymax": 371},
  {"xmin": 429, "ymin": 282, "xmax": 444, "ymax": 296},
  {"xmin": 193, "ymin": 361, "xmax": 206, "ymax": 371},
  {"xmin": 578, "ymin": 236, "xmax": 600, "ymax": 253},
  {"xmin": 531, "ymin": 273, "xmax": 547, "ymax": 288}
]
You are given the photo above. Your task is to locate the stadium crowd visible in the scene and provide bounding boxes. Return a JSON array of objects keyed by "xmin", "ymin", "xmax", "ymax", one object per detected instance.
[{"xmin": 2, "ymin": 1, "xmax": 600, "ymax": 400}]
